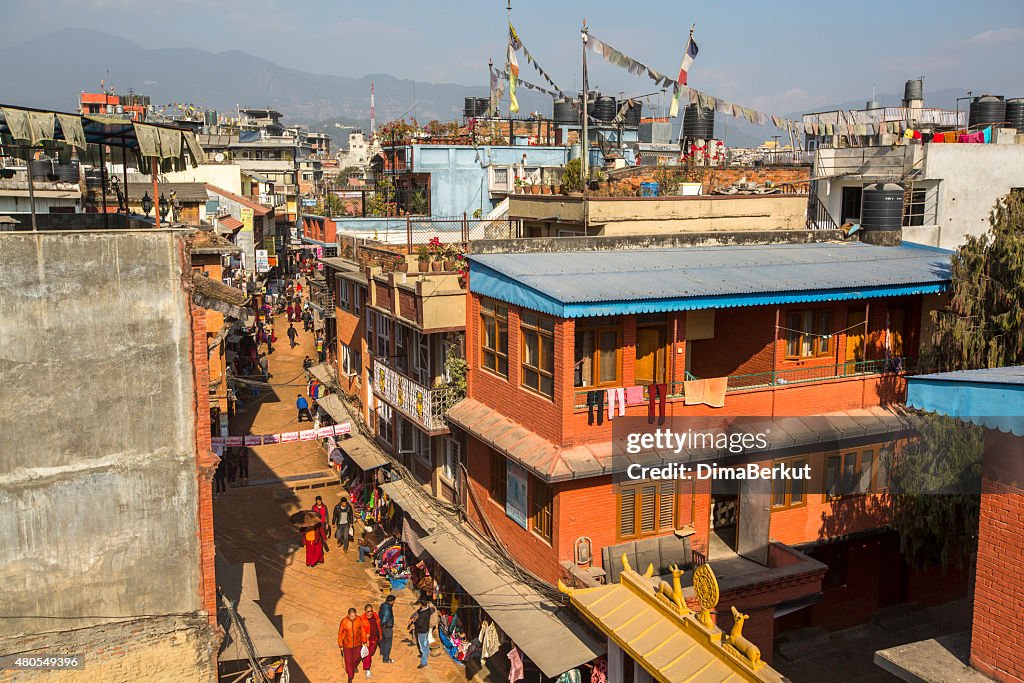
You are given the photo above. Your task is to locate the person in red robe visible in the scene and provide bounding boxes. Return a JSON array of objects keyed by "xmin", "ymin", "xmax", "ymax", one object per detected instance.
[
  {"xmin": 361, "ymin": 603, "xmax": 383, "ymax": 673},
  {"xmin": 312, "ymin": 496, "xmax": 329, "ymax": 528},
  {"xmin": 304, "ymin": 523, "xmax": 326, "ymax": 567}
]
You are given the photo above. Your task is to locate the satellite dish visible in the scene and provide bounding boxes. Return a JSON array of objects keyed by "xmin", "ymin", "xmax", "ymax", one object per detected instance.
[{"xmin": 214, "ymin": 153, "xmax": 225, "ymax": 162}]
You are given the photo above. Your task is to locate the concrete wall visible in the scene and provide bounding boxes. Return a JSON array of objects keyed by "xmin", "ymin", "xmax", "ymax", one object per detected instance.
[
  {"xmin": 164, "ymin": 163, "xmax": 244, "ymax": 196},
  {"xmin": 0, "ymin": 230, "xmax": 214, "ymax": 678},
  {"xmin": 923, "ymin": 143, "xmax": 1024, "ymax": 250},
  {"xmin": 412, "ymin": 145, "xmax": 569, "ymax": 218}
]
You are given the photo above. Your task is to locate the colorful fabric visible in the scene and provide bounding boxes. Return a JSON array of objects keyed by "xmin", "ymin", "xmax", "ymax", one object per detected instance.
[
  {"xmin": 507, "ymin": 25, "xmax": 520, "ymax": 114},
  {"xmin": 983, "ymin": 126, "xmax": 992, "ymax": 143},
  {"xmin": 669, "ymin": 34, "xmax": 699, "ymax": 117}
]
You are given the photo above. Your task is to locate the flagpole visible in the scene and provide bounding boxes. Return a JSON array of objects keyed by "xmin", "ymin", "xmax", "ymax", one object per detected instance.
[
  {"xmin": 675, "ymin": 24, "xmax": 696, "ymax": 144},
  {"xmin": 581, "ymin": 19, "xmax": 589, "ymax": 185}
]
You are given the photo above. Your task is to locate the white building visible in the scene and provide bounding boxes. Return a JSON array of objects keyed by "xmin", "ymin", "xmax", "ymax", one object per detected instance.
[{"xmin": 336, "ymin": 131, "xmax": 372, "ymax": 170}]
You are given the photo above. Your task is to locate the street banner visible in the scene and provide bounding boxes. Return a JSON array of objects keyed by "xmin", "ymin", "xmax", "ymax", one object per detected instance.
[
  {"xmin": 244, "ymin": 435, "xmax": 263, "ymax": 446},
  {"xmin": 280, "ymin": 432, "xmax": 299, "ymax": 443},
  {"xmin": 299, "ymin": 429, "xmax": 318, "ymax": 441},
  {"xmin": 211, "ymin": 423, "xmax": 351, "ymax": 447}
]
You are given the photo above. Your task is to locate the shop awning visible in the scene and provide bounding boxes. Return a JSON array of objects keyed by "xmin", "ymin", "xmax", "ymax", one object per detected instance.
[
  {"xmin": 309, "ymin": 363, "xmax": 337, "ymax": 389},
  {"xmin": 419, "ymin": 532, "xmax": 604, "ymax": 678},
  {"xmin": 316, "ymin": 394, "xmax": 348, "ymax": 423},
  {"xmin": 380, "ymin": 480, "xmax": 440, "ymax": 534},
  {"xmin": 339, "ymin": 433, "xmax": 389, "ymax": 471}
]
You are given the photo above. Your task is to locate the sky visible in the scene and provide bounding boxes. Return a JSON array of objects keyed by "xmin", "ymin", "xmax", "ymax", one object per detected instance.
[{"xmin": 2, "ymin": 0, "xmax": 1023, "ymax": 114}]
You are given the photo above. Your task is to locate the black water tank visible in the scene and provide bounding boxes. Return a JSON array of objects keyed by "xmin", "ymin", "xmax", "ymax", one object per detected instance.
[
  {"xmin": 463, "ymin": 97, "xmax": 477, "ymax": 117},
  {"xmin": 592, "ymin": 96, "xmax": 617, "ymax": 122},
  {"xmin": 969, "ymin": 95, "xmax": 1006, "ymax": 128},
  {"xmin": 553, "ymin": 97, "xmax": 578, "ymax": 125},
  {"xmin": 1005, "ymin": 98, "xmax": 1024, "ymax": 130},
  {"xmin": 624, "ymin": 100, "xmax": 643, "ymax": 127},
  {"xmin": 56, "ymin": 160, "xmax": 80, "ymax": 182},
  {"xmin": 682, "ymin": 104, "xmax": 715, "ymax": 140},
  {"xmin": 861, "ymin": 183, "xmax": 904, "ymax": 246},
  {"xmin": 474, "ymin": 97, "xmax": 491, "ymax": 117},
  {"xmin": 904, "ymin": 79, "xmax": 924, "ymax": 102},
  {"xmin": 29, "ymin": 158, "xmax": 53, "ymax": 179}
]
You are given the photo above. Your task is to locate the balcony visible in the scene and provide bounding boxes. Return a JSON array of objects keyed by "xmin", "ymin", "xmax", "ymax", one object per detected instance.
[
  {"xmin": 573, "ymin": 358, "xmax": 909, "ymax": 410},
  {"xmin": 309, "ymin": 290, "xmax": 336, "ymax": 318},
  {"xmin": 372, "ymin": 359, "xmax": 460, "ymax": 433}
]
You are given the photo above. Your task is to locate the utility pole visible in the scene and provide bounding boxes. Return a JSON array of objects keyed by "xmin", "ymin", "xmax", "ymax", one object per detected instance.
[{"xmin": 581, "ymin": 20, "xmax": 589, "ymax": 184}]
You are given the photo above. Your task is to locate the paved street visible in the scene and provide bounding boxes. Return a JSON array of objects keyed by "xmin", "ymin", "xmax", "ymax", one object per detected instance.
[{"xmin": 214, "ymin": 295, "xmax": 467, "ymax": 683}]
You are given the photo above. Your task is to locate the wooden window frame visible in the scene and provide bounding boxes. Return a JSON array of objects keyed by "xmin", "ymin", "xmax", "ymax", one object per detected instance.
[
  {"xmin": 771, "ymin": 456, "xmax": 809, "ymax": 510},
  {"xmin": 823, "ymin": 448, "xmax": 883, "ymax": 501},
  {"xmin": 634, "ymin": 320, "xmax": 670, "ymax": 386},
  {"xmin": 617, "ymin": 480, "xmax": 676, "ymax": 541},
  {"xmin": 520, "ymin": 312, "xmax": 556, "ymax": 399},
  {"xmin": 785, "ymin": 309, "xmax": 833, "ymax": 359},
  {"xmin": 529, "ymin": 475, "xmax": 553, "ymax": 543},
  {"xmin": 574, "ymin": 326, "xmax": 623, "ymax": 388},
  {"xmin": 489, "ymin": 449, "xmax": 507, "ymax": 506},
  {"xmin": 480, "ymin": 298, "xmax": 509, "ymax": 379}
]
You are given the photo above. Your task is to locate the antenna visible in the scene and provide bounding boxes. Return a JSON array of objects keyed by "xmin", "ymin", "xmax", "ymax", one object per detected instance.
[{"xmin": 370, "ymin": 81, "xmax": 376, "ymax": 136}]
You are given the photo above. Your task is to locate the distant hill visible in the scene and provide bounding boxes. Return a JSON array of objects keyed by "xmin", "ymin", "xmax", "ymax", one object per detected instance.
[{"xmin": 0, "ymin": 28, "xmax": 551, "ymax": 132}]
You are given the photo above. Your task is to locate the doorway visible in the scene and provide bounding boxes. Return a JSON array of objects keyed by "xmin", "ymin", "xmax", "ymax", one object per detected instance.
[
  {"xmin": 710, "ymin": 479, "xmax": 739, "ymax": 552},
  {"xmin": 845, "ymin": 308, "xmax": 866, "ymax": 373},
  {"xmin": 840, "ymin": 186, "xmax": 863, "ymax": 225}
]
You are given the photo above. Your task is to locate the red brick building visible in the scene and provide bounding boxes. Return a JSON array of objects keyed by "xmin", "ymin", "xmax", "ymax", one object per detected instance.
[{"xmin": 450, "ymin": 240, "xmax": 955, "ymax": 662}]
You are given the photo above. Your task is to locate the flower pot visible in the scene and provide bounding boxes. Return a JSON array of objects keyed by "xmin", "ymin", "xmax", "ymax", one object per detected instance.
[
  {"xmin": 443, "ymin": 260, "xmax": 456, "ymax": 271},
  {"xmin": 540, "ymin": 186, "xmax": 551, "ymax": 195},
  {"xmin": 418, "ymin": 261, "xmax": 429, "ymax": 272},
  {"xmin": 430, "ymin": 261, "xmax": 442, "ymax": 272},
  {"xmin": 458, "ymin": 275, "xmax": 467, "ymax": 288},
  {"xmin": 530, "ymin": 185, "xmax": 541, "ymax": 195},
  {"xmin": 396, "ymin": 261, "xmax": 409, "ymax": 273}
]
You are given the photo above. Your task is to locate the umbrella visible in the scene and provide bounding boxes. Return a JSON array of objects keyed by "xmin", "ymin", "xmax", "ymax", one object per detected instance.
[{"xmin": 289, "ymin": 510, "xmax": 321, "ymax": 529}]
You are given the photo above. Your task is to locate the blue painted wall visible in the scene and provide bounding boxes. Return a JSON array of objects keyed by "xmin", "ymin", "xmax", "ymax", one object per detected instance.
[{"xmin": 411, "ymin": 144, "xmax": 569, "ymax": 218}]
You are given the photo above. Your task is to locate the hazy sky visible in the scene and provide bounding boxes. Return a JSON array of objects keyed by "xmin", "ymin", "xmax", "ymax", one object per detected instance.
[{"xmin": 3, "ymin": 0, "xmax": 1023, "ymax": 113}]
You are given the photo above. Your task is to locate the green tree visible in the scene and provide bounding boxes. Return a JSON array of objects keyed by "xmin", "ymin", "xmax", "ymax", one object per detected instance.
[
  {"xmin": 562, "ymin": 158, "xmax": 584, "ymax": 193},
  {"xmin": 316, "ymin": 193, "xmax": 344, "ymax": 216},
  {"xmin": 889, "ymin": 191, "xmax": 1024, "ymax": 571}
]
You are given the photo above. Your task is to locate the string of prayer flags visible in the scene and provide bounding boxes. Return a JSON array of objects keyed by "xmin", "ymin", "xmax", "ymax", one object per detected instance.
[{"xmin": 508, "ymin": 22, "xmax": 564, "ymax": 98}]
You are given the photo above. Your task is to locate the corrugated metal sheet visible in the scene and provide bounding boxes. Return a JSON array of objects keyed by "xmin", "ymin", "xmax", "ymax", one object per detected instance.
[
  {"xmin": 469, "ymin": 242, "xmax": 950, "ymax": 305},
  {"xmin": 911, "ymin": 366, "xmax": 1024, "ymax": 386},
  {"xmin": 908, "ymin": 366, "xmax": 1024, "ymax": 435}
]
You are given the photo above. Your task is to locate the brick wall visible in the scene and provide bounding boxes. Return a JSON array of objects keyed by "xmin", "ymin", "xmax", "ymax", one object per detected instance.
[
  {"xmin": 0, "ymin": 616, "xmax": 218, "ymax": 683},
  {"xmin": 399, "ymin": 289, "xmax": 418, "ymax": 324},
  {"xmin": 704, "ymin": 166, "xmax": 810, "ymax": 193},
  {"xmin": 356, "ymin": 243, "xmax": 406, "ymax": 272},
  {"xmin": 374, "ymin": 280, "xmax": 393, "ymax": 314},
  {"xmin": 971, "ymin": 430, "xmax": 1024, "ymax": 683},
  {"xmin": 691, "ymin": 307, "xmax": 776, "ymax": 379},
  {"xmin": 335, "ymin": 284, "xmax": 365, "ymax": 401}
]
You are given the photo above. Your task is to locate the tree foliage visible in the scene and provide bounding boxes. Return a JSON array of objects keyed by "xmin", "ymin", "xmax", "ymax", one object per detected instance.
[
  {"xmin": 927, "ymin": 191, "xmax": 1024, "ymax": 371},
  {"xmin": 889, "ymin": 191, "xmax": 1024, "ymax": 571},
  {"xmin": 562, "ymin": 158, "xmax": 584, "ymax": 193}
]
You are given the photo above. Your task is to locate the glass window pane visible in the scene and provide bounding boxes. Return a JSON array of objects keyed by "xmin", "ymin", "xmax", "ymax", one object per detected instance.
[
  {"xmin": 791, "ymin": 460, "xmax": 806, "ymax": 503},
  {"xmin": 498, "ymin": 356, "xmax": 508, "ymax": 376},
  {"xmin": 540, "ymin": 317, "xmax": 555, "ymax": 333},
  {"xmin": 523, "ymin": 332, "xmax": 538, "ymax": 365},
  {"xmin": 773, "ymin": 483, "xmax": 787, "ymax": 507},
  {"xmin": 575, "ymin": 331, "xmax": 594, "ymax": 387},
  {"xmin": 498, "ymin": 321, "xmax": 508, "ymax": 352},
  {"xmin": 540, "ymin": 335, "xmax": 554, "ymax": 373},
  {"xmin": 540, "ymin": 374, "xmax": 553, "ymax": 397},
  {"xmin": 523, "ymin": 368, "xmax": 538, "ymax": 389},
  {"xmin": 598, "ymin": 331, "xmax": 617, "ymax": 383},
  {"xmin": 522, "ymin": 312, "xmax": 537, "ymax": 327}
]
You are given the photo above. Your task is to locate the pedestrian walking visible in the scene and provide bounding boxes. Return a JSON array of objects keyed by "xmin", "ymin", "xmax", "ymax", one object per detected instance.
[
  {"xmin": 266, "ymin": 323, "xmax": 276, "ymax": 354},
  {"xmin": 285, "ymin": 302, "xmax": 294, "ymax": 322},
  {"xmin": 225, "ymin": 448, "xmax": 238, "ymax": 487},
  {"xmin": 213, "ymin": 454, "xmax": 227, "ymax": 496},
  {"xmin": 237, "ymin": 446, "xmax": 249, "ymax": 485},
  {"xmin": 378, "ymin": 595, "xmax": 396, "ymax": 664},
  {"xmin": 332, "ymin": 496, "xmax": 354, "ymax": 551},
  {"xmin": 287, "ymin": 323, "xmax": 298, "ymax": 348},
  {"xmin": 312, "ymin": 495, "xmax": 330, "ymax": 535},
  {"xmin": 362, "ymin": 603, "xmax": 382, "ymax": 677},
  {"xmin": 258, "ymin": 353, "xmax": 270, "ymax": 380},
  {"xmin": 408, "ymin": 597, "xmax": 434, "ymax": 670},
  {"xmin": 303, "ymin": 521, "xmax": 327, "ymax": 567},
  {"xmin": 316, "ymin": 333, "xmax": 326, "ymax": 362},
  {"xmin": 338, "ymin": 608, "xmax": 369, "ymax": 683},
  {"xmin": 296, "ymin": 394, "xmax": 313, "ymax": 422},
  {"xmin": 302, "ymin": 309, "xmax": 313, "ymax": 333}
]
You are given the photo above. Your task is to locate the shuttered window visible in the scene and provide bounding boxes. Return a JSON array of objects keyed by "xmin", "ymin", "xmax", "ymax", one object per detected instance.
[{"xmin": 619, "ymin": 481, "xmax": 676, "ymax": 541}]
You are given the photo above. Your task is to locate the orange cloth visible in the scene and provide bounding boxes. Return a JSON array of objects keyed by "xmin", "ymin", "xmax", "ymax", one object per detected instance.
[
  {"xmin": 338, "ymin": 616, "xmax": 369, "ymax": 648},
  {"xmin": 683, "ymin": 379, "xmax": 705, "ymax": 406},
  {"xmin": 944, "ymin": 131, "xmax": 957, "ymax": 143},
  {"xmin": 703, "ymin": 377, "xmax": 728, "ymax": 408}
]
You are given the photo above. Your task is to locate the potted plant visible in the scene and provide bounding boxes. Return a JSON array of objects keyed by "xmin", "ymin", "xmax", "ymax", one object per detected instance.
[
  {"xmin": 514, "ymin": 176, "xmax": 525, "ymax": 194},
  {"xmin": 455, "ymin": 253, "xmax": 468, "ymax": 288},
  {"xmin": 416, "ymin": 246, "xmax": 430, "ymax": 272},
  {"xmin": 529, "ymin": 182, "xmax": 541, "ymax": 195},
  {"xmin": 396, "ymin": 258, "xmax": 409, "ymax": 273},
  {"xmin": 540, "ymin": 184, "xmax": 551, "ymax": 195},
  {"xmin": 442, "ymin": 243, "xmax": 461, "ymax": 271}
]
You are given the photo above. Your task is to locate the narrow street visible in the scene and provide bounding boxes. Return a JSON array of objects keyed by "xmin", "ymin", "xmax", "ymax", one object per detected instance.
[{"xmin": 214, "ymin": 291, "xmax": 466, "ymax": 683}]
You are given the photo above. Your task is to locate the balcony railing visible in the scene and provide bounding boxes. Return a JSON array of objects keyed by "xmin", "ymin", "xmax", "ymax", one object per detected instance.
[
  {"xmin": 372, "ymin": 359, "xmax": 461, "ymax": 432},
  {"xmin": 573, "ymin": 357, "xmax": 908, "ymax": 409}
]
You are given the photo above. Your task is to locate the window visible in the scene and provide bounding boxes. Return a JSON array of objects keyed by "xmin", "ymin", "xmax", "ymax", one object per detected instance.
[
  {"xmin": 394, "ymin": 324, "xmax": 407, "ymax": 374},
  {"xmin": 366, "ymin": 308, "xmax": 374, "ymax": 347},
  {"xmin": 574, "ymin": 324, "xmax": 621, "ymax": 387},
  {"xmin": 489, "ymin": 449, "xmax": 507, "ymax": 505},
  {"xmin": 354, "ymin": 286, "xmax": 364, "ymax": 315},
  {"xmin": 375, "ymin": 313, "xmax": 391, "ymax": 360},
  {"xmin": 825, "ymin": 448, "xmax": 884, "ymax": 500},
  {"xmin": 902, "ymin": 189, "xmax": 927, "ymax": 227},
  {"xmin": 618, "ymin": 481, "xmax": 675, "ymax": 540},
  {"xmin": 375, "ymin": 399, "xmax": 393, "ymax": 446},
  {"xmin": 771, "ymin": 457, "xmax": 808, "ymax": 510},
  {"xmin": 341, "ymin": 343, "xmax": 362, "ymax": 377},
  {"xmin": 338, "ymin": 281, "xmax": 351, "ymax": 311},
  {"xmin": 441, "ymin": 438, "xmax": 460, "ymax": 483},
  {"xmin": 785, "ymin": 309, "xmax": 833, "ymax": 358},
  {"xmin": 480, "ymin": 298, "xmax": 509, "ymax": 378},
  {"xmin": 521, "ymin": 312, "xmax": 555, "ymax": 397},
  {"xmin": 398, "ymin": 418, "xmax": 430, "ymax": 465},
  {"xmin": 530, "ymin": 475, "xmax": 553, "ymax": 542}
]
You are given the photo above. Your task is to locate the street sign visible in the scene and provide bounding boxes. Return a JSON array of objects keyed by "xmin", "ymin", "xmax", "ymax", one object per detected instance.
[{"xmin": 255, "ymin": 249, "xmax": 269, "ymax": 273}]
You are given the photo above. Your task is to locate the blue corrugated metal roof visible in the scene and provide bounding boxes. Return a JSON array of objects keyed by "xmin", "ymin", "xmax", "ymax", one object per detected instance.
[
  {"xmin": 467, "ymin": 242, "xmax": 952, "ymax": 318},
  {"xmin": 908, "ymin": 366, "xmax": 1024, "ymax": 435}
]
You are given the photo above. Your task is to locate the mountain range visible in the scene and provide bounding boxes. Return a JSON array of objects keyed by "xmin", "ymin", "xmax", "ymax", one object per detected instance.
[{"xmin": 0, "ymin": 29, "xmax": 969, "ymax": 149}]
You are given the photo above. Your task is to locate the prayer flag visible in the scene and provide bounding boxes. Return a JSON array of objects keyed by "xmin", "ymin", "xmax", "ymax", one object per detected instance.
[{"xmin": 669, "ymin": 33, "xmax": 699, "ymax": 117}]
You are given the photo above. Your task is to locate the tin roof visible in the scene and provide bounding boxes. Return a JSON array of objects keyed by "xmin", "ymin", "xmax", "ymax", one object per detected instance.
[
  {"xmin": 467, "ymin": 241, "xmax": 951, "ymax": 318},
  {"xmin": 908, "ymin": 366, "xmax": 1024, "ymax": 436}
]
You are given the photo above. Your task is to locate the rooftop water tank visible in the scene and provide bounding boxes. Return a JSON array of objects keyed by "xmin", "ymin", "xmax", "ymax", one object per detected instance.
[
  {"xmin": 624, "ymin": 100, "xmax": 643, "ymax": 127},
  {"xmin": 474, "ymin": 97, "xmax": 491, "ymax": 117},
  {"xmin": 969, "ymin": 95, "xmax": 1006, "ymax": 128},
  {"xmin": 553, "ymin": 97, "xmax": 579, "ymax": 125},
  {"xmin": 1004, "ymin": 98, "xmax": 1024, "ymax": 131},
  {"xmin": 592, "ymin": 96, "xmax": 617, "ymax": 123},
  {"xmin": 682, "ymin": 104, "xmax": 715, "ymax": 141},
  {"xmin": 861, "ymin": 183, "xmax": 904, "ymax": 246},
  {"xmin": 904, "ymin": 79, "xmax": 924, "ymax": 102}
]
